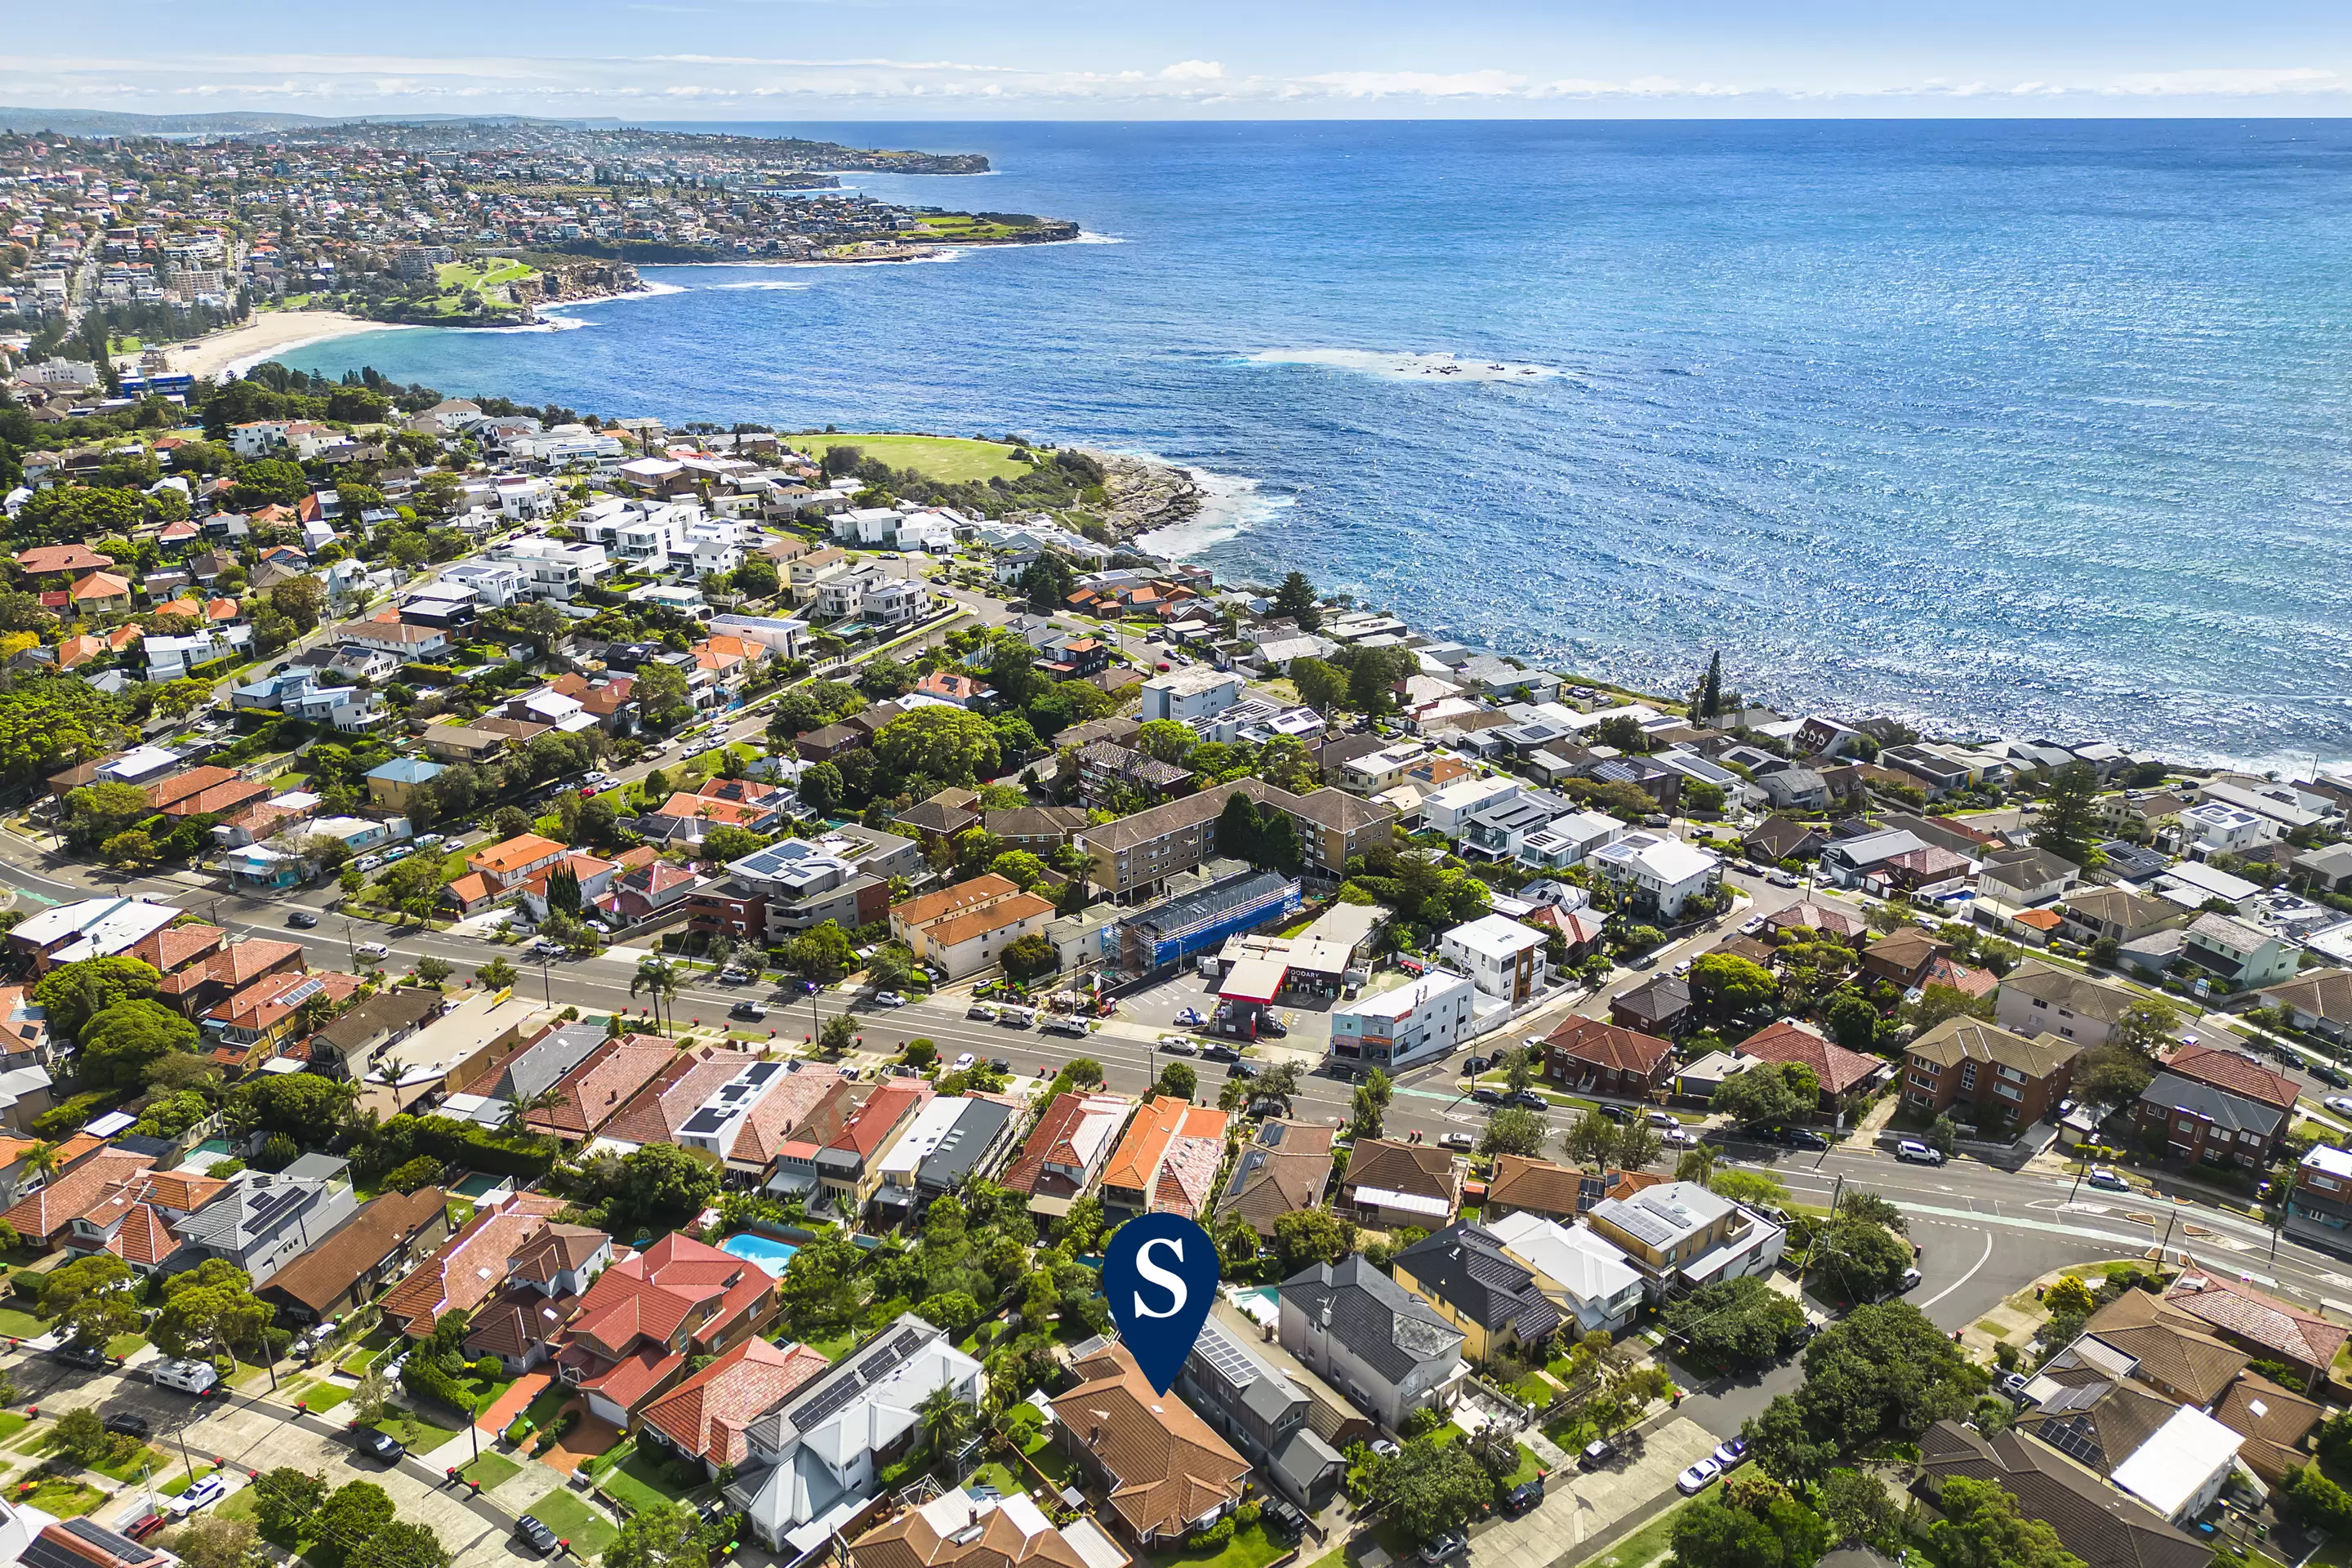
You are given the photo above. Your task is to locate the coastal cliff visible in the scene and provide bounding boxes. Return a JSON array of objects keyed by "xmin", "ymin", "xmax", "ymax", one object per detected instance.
[{"xmin": 1090, "ymin": 451, "xmax": 1204, "ymax": 541}]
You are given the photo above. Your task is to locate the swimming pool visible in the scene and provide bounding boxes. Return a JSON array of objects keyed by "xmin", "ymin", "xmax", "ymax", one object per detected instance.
[
  {"xmin": 721, "ymin": 1233, "xmax": 800, "ymax": 1276},
  {"xmin": 1232, "ymin": 1285, "xmax": 1279, "ymax": 1328}
]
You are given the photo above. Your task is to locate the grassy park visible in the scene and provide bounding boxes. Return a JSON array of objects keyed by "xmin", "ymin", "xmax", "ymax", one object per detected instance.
[{"xmin": 786, "ymin": 433, "xmax": 1033, "ymax": 483}]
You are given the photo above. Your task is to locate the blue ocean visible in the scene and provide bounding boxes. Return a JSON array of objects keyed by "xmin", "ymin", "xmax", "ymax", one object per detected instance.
[{"xmin": 280, "ymin": 120, "xmax": 2352, "ymax": 765}]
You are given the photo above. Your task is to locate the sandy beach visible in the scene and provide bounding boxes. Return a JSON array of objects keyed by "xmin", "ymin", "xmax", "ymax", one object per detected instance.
[{"xmin": 165, "ymin": 310, "xmax": 412, "ymax": 380}]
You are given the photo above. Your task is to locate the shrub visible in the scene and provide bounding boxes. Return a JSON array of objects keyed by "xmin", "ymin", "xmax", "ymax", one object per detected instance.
[{"xmin": 1187, "ymin": 1517, "xmax": 1236, "ymax": 1550}]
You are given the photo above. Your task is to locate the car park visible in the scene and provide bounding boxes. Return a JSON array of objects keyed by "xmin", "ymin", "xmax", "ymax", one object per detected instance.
[
  {"xmin": 1676, "ymin": 1458, "xmax": 1722, "ymax": 1494},
  {"xmin": 287, "ymin": 910, "xmax": 319, "ymax": 928},
  {"xmin": 1895, "ymin": 1139, "xmax": 1945, "ymax": 1165},
  {"xmin": 167, "ymin": 1475, "xmax": 227, "ymax": 1517},
  {"xmin": 514, "ymin": 1517, "xmax": 564, "ymax": 1557},
  {"xmin": 2087, "ymin": 1166, "xmax": 2130, "ymax": 1191}
]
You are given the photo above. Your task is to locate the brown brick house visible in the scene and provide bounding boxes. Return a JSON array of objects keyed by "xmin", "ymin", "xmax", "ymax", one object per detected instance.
[
  {"xmin": 1542, "ymin": 1017, "xmax": 1674, "ymax": 1099},
  {"xmin": 1901, "ymin": 1017, "xmax": 2080, "ymax": 1129}
]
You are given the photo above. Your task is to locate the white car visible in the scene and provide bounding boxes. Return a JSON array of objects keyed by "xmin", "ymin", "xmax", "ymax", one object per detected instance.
[
  {"xmin": 1661, "ymin": 1127, "xmax": 1699, "ymax": 1147},
  {"xmin": 168, "ymin": 1474, "xmax": 228, "ymax": 1517},
  {"xmin": 1740, "ymin": 916, "xmax": 1766, "ymax": 935},
  {"xmin": 1899, "ymin": 1266, "xmax": 1923, "ymax": 1292},
  {"xmin": 1675, "ymin": 1458, "xmax": 1722, "ymax": 1494},
  {"xmin": 2086, "ymin": 1165, "xmax": 2130, "ymax": 1192},
  {"xmin": 1895, "ymin": 1139, "xmax": 1945, "ymax": 1165},
  {"xmin": 414, "ymin": 833, "xmax": 446, "ymax": 849},
  {"xmin": 2326, "ymin": 1096, "xmax": 2352, "ymax": 1116},
  {"xmin": 353, "ymin": 854, "xmax": 383, "ymax": 874},
  {"xmin": 354, "ymin": 942, "xmax": 391, "ymax": 962},
  {"xmin": 872, "ymin": 992, "xmax": 908, "ymax": 1008},
  {"xmin": 1156, "ymin": 1035, "xmax": 1198, "ymax": 1055},
  {"xmin": 952, "ymin": 1053, "xmax": 977, "ymax": 1071}
]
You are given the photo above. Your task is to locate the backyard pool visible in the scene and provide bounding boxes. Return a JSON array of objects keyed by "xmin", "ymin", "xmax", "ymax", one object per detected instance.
[
  {"xmin": 1232, "ymin": 1285, "xmax": 1279, "ymax": 1329},
  {"xmin": 721, "ymin": 1234, "xmax": 800, "ymax": 1276}
]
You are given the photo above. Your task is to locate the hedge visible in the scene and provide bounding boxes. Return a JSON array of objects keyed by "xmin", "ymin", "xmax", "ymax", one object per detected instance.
[
  {"xmin": 402, "ymin": 662, "xmax": 459, "ymax": 687},
  {"xmin": 377, "ymin": 1112, "xmax": 556, "ymax": 1178}
]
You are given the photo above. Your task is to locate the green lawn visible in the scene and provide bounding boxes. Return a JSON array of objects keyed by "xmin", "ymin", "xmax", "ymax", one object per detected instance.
[
  {"xmin": 519, "ymin": 1490, "xmax": 620, "ymax": 1558},
  {"xmin": 0, "ymin": 1414, "xmax": 28, "ymax": 1445},
  {"xmin": 160, "ymin": 1463, "xmax": 222, "ymax": 1498},
  {"xmin": 371, "ymin": 1408, "xmax": 462, "ymax": 1453},
  {"xmin": 519, "ymin": 1382, "xmax": 577, "ymax": 1432},
  {"xmin": 804, "ymin": 1329, "xmax": 856, "ymax": 1361},
  {"xmin": 462, "ymin": 1451, "xmax": 522, "ymax": 1490},
  {"xmin": 287, "ymin": 1379, "xmax": 352, "ymax": 1414},
  {"xmin": 1573, "ymin": 1496, "xmax": 1691, "ymax": 1568},
  {"xmin": 0, "ymin": 1306, "xmax": 52, "ymax": 1338},
  {"xmin": 91, "ymin": 1446, "xmax": 167, "ymax": 1483},
  {"xmin": 594, "ymin": 1442, "xmax": 701, "ymax": 1514},
  {"xmin": 106, "ymin": 1332, "xmax": 146, "ymax": 1360},
  {"xmin": 18, "ymin": 1476, "xmax": 103, "ymax": 1517},
  {"xmin": 786, "ymin": 433, "xmax": 1031, "ymax": 483},
  {"xmin": 1146, "ymin": 1521, "xmax": 1290, "ymax": 1568},
  {"xmin": 966, "ymin": 1460, "xmax": 1024, "ymax": 1498}
]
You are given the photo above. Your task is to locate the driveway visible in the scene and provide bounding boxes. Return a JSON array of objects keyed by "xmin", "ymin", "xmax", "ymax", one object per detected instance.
[{"xmin": 1468, "ymin": 1416, "xmax": 1717, "ymax": 1568}]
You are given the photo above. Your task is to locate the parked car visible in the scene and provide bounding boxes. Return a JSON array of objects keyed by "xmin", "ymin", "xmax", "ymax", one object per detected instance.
[
  {"xmin": 1998, "ymin": 1371, "xmax": 2034, "ymax": 1404},
  {"xmin": 353, "ymin": 854, "xmax": 383, "ymax": 874},
  {"xmin": 103, "ymin": 1413, "xmax": 152, "ymax": 1438},
  {"xmin": 1200, "ymin": 1044, "xmax": 1241, "ymax": 1062},
  {"xmin": 1712, "ymin": 1437, "xmax": 1748, "ymax": 1470},
  {"xmin": 1471, "ymin": 1087, "xmax": 1503, "ymax": 1106},
  {"xmin": 1782, "ymin": 1129, "xmax": 1829, "ymax": 1151},
  {"xmin": 2086, "ymin": 1166, "xmax": 2130, "ymax": 1191},
  {"xmin": 952, "ymin": 1053, "xmax": 978, "ymax": 1071},
  {"xmin": 1503, "ymin": 1480, "xmax": 1544, "ymax": 1517},
  {"xmin": 51, "ymin": 1343, "xmax": 107, "ymax": 1370},
  {"xmin": 1174, "ymin": 1007, "xmax": 1207, "ymax": 1026},
  {"xmin": 1598, "ymin": 1104, "xmax": 1631, "ymax": 1124},
  {"xmin": 1370, "ymin": 1439, "xmax": 1402, "ymax": 1459},
  {"xmin": 1646, "ymin": 1110, "xmax": 1677, "ymax": 1128},
  {"xmin": 1580, "ymin": 1438, "xmax": 1619, "ymax": 1471},
  {"xmin": 1508, "ymin": 1090, "xmax": 1548, "ymax": 1110},
  {"xmin": 1740, "ymin": 916, "xmax": 1766, "ymax": 935},
  {"xmin": 1414, "ymin": 1531, "xmax": 1468, "ymax": 1564},
  {"xmin": 2326, "ymin": 1095, "xmax": 2352, "ymax": 1116},
  {"xmin": 1156, "ymin": 1035, "xmax": 1197, "ymax": 1055},
  {"xmin": 124, "ymin": 1513, "xmax": 167, "ymax": 1543},
  {"xmin": 728, "ymin": 1002, "xmax": 768, "ymax": 1021},
  {"xmin": 167, "ymin": 1475, "xmax": 227, "ymax": 1517},
  {"xmin": 1662, "ymin": 1127, "xmax": 1699, "ymax": 1147},
  {"xmin": 380, "ymin": 844, "xmax": 412, "ymax": 863},
  {"xmin": 287, "ymin": 910, "xmax": 319, "ymax": 929},
  {"xmin": 1627, "ymin": 952, "xmax": 1657, "ymax": 969},
  {"xmin": 1439, "ymin": 1132, "xmax": 1477, "ymax": 1152},
  {"xmin": 359, "ymin": 1428, "xmax": 405, "ymax": 1463},
  {"xmin": 1463, "ymin": 1055, "xmax": 1490, "ymax": 1075},
  {"xmin": 514, "ymin": 1517, "xmax": 564, "ymax": 1558},
  {"xmin": 1895, "ymin": 1139, "xmax": 1945, "ymax": 1165},
  {"xmin": 1768, "ymin": 871, "xmax": 1801, "ymax": 888},
  {"xmin": 1676, "ymin": 1458, "xmax": 1722, "ymax": 1494},
  {"xmin": 2315, "ymin": 1063, "xmax": 2350, "ymax": 1088},
  {"xmin": 996, "ymin": 1006, "xmax": 1036, "ymax": 1028},
  {"xmin": 967, "ymin": 1003, "xmax": 996, "ymax": 1021}
]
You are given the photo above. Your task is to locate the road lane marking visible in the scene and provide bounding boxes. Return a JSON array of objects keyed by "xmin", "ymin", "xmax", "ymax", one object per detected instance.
[{"xmin": 1918, "ymin": 1232, "xmax": 1995, "ymax": 1310}]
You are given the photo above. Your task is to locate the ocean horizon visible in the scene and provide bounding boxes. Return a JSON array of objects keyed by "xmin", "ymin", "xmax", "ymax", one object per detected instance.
[{"xmin": 278, "ymin": 118, "xmax": 2352, "ymax": 770}]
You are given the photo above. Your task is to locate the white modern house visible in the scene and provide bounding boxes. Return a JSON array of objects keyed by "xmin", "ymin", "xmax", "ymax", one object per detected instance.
[
  {"xmin": 1588, "ymin": 832, "xmax": 1722, "ymax": 920},
  {"xmin": 725, "ymin": 1314, "xmax": 983, "ymax": 1555},
  {"xmin": 1437, "ymin": 913, "xmax": 1549, "ymax": 1004},
  {"xmin": 1138, "ymin": 666, "xmax": 1245, "ymax": 727},
  {"xmin": 489, "ymin": 537, "xmax": 612, "ymax": 601},
  {"xmin": 1483, "ymin": 1209, "xmax": 1647, "ymax": 1336}
]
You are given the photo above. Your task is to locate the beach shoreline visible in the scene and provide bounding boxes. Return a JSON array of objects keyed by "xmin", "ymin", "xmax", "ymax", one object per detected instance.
[{"xmin": 166, "ymin": 310, "xmax": 414, "ymax": 379}]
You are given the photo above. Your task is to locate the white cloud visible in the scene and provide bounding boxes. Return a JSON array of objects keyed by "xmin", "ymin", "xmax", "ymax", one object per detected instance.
[
  {"xmin": 1159, "ymin": 60, "xmax": 1223, "ymax": 82},
  {"xmin": 1301, "ymin": 69, "xmax": 1526, "ymax": 97},
  {"xmin": 2101, "ymin": 66, "xmax": 2341, "ymax": 96}
]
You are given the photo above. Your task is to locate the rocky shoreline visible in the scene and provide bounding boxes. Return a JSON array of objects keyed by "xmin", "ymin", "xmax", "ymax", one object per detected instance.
[{"xmin": 1089, "ymin": 450, "xmax": 1205, "ymax": 541}]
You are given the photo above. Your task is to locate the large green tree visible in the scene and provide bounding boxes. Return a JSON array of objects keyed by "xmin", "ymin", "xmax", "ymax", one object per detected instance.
[
  {"xmin": 1370, "ymin": 1436, "xmax": 1492, "ymax": 1545},
  {"xmin": 1744, "ymin": 1302, "xmax": 1984, "ymax": 1484},
  {"xmin": 2031, "ymin": 762, "xmax": 2102, "ymax": 866},
  {"xmin": 1664, "ymin": 1276, "xmax": 1806, "ymax": 1367},
  {"xmin": 1930, "ymin": 1477, "xmax": 2086, "ymax": 1568},
  {"xmin": 1271, "ymin": 571, "xmax": 1321, "ymax": 631},
  {"xmin": 874, "ymin": 707, "xmax": 1002, "ymax": 789},
  {"xmin": 78, "ymin": 998, "xmax": 199, "ymax": 1088},
  {"xmin": 606, "ymin": 1502, "xmax": 708, "ymax": 1568},
  {"xmin": 32, "ymin": 955, "xmax": 162, "ymax": 1041},
  {"xmin": 1710, "ymin": 1061, "xmax": 1821, "ymax": 1127}
]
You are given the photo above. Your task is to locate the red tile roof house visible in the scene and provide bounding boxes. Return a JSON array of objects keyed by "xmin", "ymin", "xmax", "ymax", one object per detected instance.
[
  {"xmin": 60, "ymin": 1167, "xmax": 229, "ymax": 1273},
  {"xmin": 465, "ymin": 1222, "xmax": 616, "ymax": 1374},
  {"xmin": 155, "ymin": 937, "xmax": 306, "ymax": 1018},
  {"xmin": 2, "ymin": 1148, "xmax": 158, "ymax": 1251},
  {"xmin": 1733, "ymin": 1018, "xmax": 1893, "ymax": 1110},
  {"xmin": 603, "ymin": 1045, "xmax": 774, "ymax": 1147},
  {"xmin": 381, "ymin": 1191, "xmax": 568, "ymax": 1339},
  {"xmin": 555, "ymin": 1232, "xmax": 784, "ymax": 1429},
  {"xmin": 639, "ymin": 1334, "xmax": 833, "ymax": 1478},
  {"xmin": 523, "ymin": 1036, "xmax": 683, "ymax": 1142},
  {"xmin": 1542, "ymin": 1017, "xmax": 1675, "ymax": 1101}
]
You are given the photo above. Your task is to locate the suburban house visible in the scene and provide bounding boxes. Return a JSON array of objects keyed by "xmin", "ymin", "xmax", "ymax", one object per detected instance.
[
  {"xmin": 1917, "ymin": 1422, "xmax": 2210, "ymax": 1568},
  {"xmin": 1583, "ymin": 1180, "xmax": 1787, "ymax": 1303},
  {"xmin": 1280, "ymin": 1254, "xmax": 1468, "ymax": 1434},
  {"xmin": 1610, "ymin": 975, "xmax": 1695, "ymax": 1036},
  {"xmin": 381, "ymin": 1192, "xmax": 568, "ymax": 1339},
  {"xmin": 2261, "ymin": 970, "xmax": 2352, "ymax": 1045},
  {"xmin": 1481, "ymin": 1156, "xmax": 1662, "ymax": 1226},
  {"xmin": 1050, "ymin": 1339, "xmax": 1250, "ymax": 1548},
  {"xmin": 555, "ymin": 1233, "xmax": 786, "ymax": 1428},
  {"xmin": 1483, "ymin": 1209, "xmax": 1648, "ymax": 1338},
  {"xmin": 726, "ymin": 1315, "xmax": 985, "ymax": 1554},
  {"xmin": 639, "ymin": 1334, "xmax": 834, "ymax": 1477},
  {"xmin": 464, "ymin": 1223, "xmax": 616, "ymax": 1374},
  {"xmin": 815, "ymin": 1080, "xmax": 936, "ymax": 1214},
  {"xmin": 2286, "ymin": 1144, "xmax": 2352, "ymax": 1256},
  {"xmin": 1215, "ymin": 1119, "xmax": 1335, "ymax": 1240},
  {"xmin": 2180, "ymin": 913, "xmax": 2302, "ymax": 993},
  {"xmin": 1174, "ymin": 1316, "xmax": 1348, "ymax": 1514},
  {"xmin": 847, "ymin": 1485, "xmax": 1129, "ymax": 1568},
  {"xmin": 1541, "ymin": 1017, "xmax": 1675, "ymax": 1101},
  {"xmin": 1000, "ymin": 1091, "xmax": 1136, "ymax": 1220},
  {"xmin": 255, "ymin": 1187, "xmax": 451, "ymax": 1326},
  {"xmin": 1392, "ymin": 1223, "xmax": 1565, "ymax": 1359},
  {"xmin": 2059, "ymin": 887, "xmax": 2188, "ymax": 949},
  {"xmin": 1096, "ymin": 1096, "xmax": 1228, "ymax": 1223},
  {"xmin": 2123, "ymin": 1272, "xmax": 2348, "ymax": 1387},
  {"xmin": 888, "ymin": 875, "xmax": 1056, "ymax": 981},
  {"xmin": 1731, "ymin": 1018, "xmax": 1891, "ymax": 1108},
  {"xmin": 1993, "ymin": 961, "xmax": 2146, "ymax": 1050},
  {"xmin": 169, "ymin": 1155, "xmax": 361, "ymax": 1285},
  {"xmin": 1586, "ymin": 832, "xmax": 1722, "ymax": 919},
  {"xmin": 1436, "ymin": 913, "xmax": 1548, "ymax": 1003},
  {"xmin": 1334, "ymin": 1138, "xmax": 1463, "ymax": 1231},
  {"xmin": 2166, "ymin": 1044, "xmax": 2299, "ymax": 1121},
  {"xmin": 1902, "ymin": 1017, "xmax": 2082, "ymax": 1129}
]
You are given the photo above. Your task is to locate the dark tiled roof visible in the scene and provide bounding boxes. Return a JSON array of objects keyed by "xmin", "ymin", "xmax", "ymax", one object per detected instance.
[
  {"xmin": 1918, "ymin": 1421, "xmax": 2207, "ymax": 1568},
  {"xmin": 2139, "ymin": 1072, "xmax": 2285, "ymax": 1138},
  {"xmin": 1395, "ymin": 1223, "xmax": 1564, "ymax": 1342},
  {"xmin": 1281, "ymin": 1254, "xmax": 1462, "ymax": 1384}
]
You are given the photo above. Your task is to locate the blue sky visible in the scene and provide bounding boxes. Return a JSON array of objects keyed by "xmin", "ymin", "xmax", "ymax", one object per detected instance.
[{"xmin": 10, "ymin": 2, "xmax": 2352, "ymax": 119}]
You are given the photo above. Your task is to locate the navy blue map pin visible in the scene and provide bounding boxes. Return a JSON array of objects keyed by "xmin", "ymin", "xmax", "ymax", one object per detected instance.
[{"xmin": 1102, "ymin": 1212, "xmax": 1221, "ymax": 1395}]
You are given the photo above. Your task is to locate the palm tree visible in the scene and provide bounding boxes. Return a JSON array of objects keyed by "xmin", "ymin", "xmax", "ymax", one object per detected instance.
[
  {"xmin": 631, "ymin": 956, "xmax": 680, "ymax": 1033},
  {"xmin": 919, "ymin": 1385, "xmax": 975, "ymax": 1477},
  {"xmin": 24, "ymin": 1141, "xmax": 60, "ymax": 1183},
  {"xmin": 1674, "ymin": 1143, "xmax": 1718, "ymax": 1190}
]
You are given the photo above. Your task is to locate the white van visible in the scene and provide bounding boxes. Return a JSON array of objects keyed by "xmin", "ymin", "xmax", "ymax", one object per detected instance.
[{"xmin": 152, "ymin": 1358, "xmax": 220, "ymax": 1396}]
